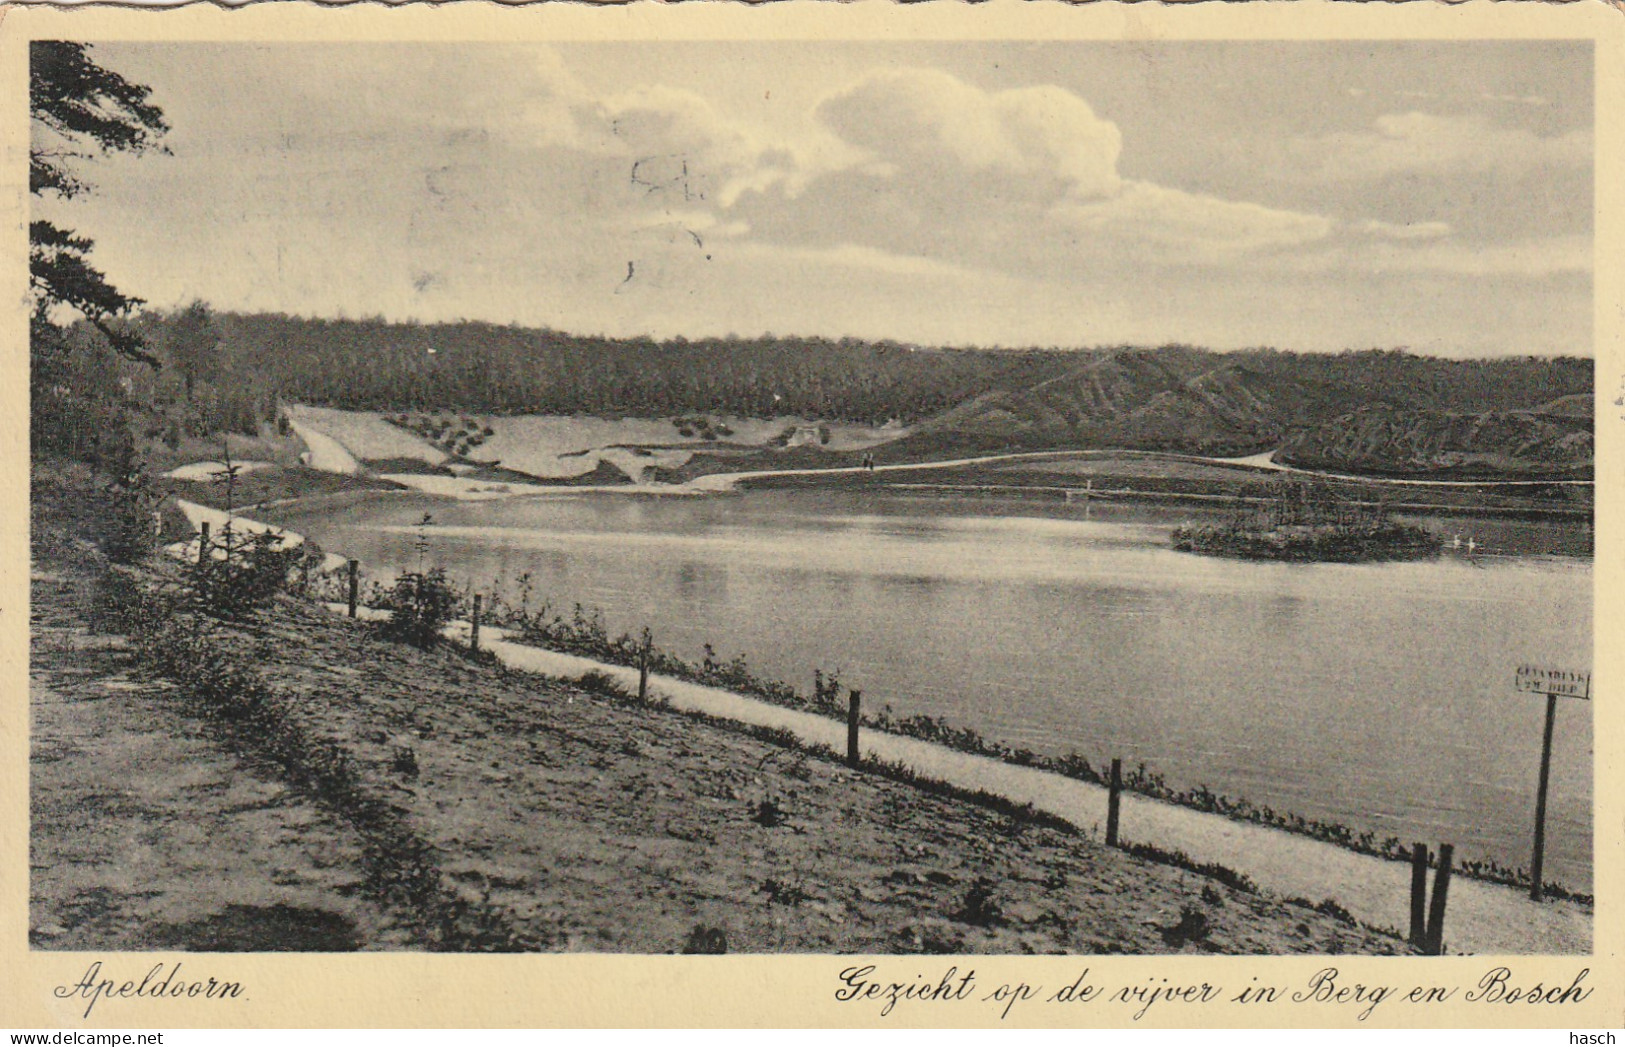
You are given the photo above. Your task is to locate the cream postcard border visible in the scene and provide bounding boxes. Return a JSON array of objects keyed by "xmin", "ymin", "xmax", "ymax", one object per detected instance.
[{"xmin": 0, "ymin": 0, "xmax": 1619, "ymax": 1029}]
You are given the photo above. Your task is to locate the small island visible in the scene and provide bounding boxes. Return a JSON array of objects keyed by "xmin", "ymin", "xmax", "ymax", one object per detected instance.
[{"xmin": 1171, "ymin": 480, "xmax": 1440, "ymax": 563}]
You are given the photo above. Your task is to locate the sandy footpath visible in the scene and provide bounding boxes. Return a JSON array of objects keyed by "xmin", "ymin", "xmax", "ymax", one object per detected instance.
[{"xmin": 31, "ymin": 569, "xmax": 402, "ymax": 950}]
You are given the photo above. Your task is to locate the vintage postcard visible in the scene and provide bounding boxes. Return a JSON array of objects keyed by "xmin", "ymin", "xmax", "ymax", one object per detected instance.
[{"xmin": 1, "ymin": 0, "xmax": 1620, "ymax": 1029}]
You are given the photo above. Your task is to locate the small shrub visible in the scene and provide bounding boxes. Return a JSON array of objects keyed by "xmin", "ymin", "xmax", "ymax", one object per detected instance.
[
  {"xmin": 391, "ymin": 745, "xmax": 420, "ymax": 779},
  {"xmin": 751, "ymin": 797, "xmax": 787, "ymax": 828},
  {"xmin": 1122, "ymin": 841, "xmax": 1258, "ymax": 894},
  {"xmin": 759, "ymin": 878, "xmax": 809, "ymax": 906},
  {"xmin": 98, "ymin": 435, "xmax": 158, "ymax": 566},
  {"xmin": 680, "ymin": 924, "xmax": 728, "ymax": 954},
  {"xmin": 191, "ymin": 528, "xmax": 301, "ymax": 619},
  {"xmin": 811, "ymin": 668, "xmax": 844, "ymax": 711},
  {"xmin": 952, "ymin": 876, "xmax": 1004, "ymax": 927},
  {"xmin": 1159, "ymin": 906, "xmax": 1210, "ymax": 947},
  {"xmin": 377, "ymin": 569, "xmax": 458, "ymax": 649},
  {"xmin": 1315, "ymin": 897, "xmax": 1356, "ymax": 926},
  {"xmin": 575, "ymin": 669, "xmax": 632, "ymax": 700},
  {"xmin": 90, "ymin": 567, "xmax": 175, "ymax": 636}
]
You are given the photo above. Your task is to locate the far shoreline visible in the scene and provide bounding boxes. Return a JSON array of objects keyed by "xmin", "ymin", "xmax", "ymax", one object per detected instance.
[{"xmin": 211, "ymin": 435, "xmax": 1594, "ymax": 525}]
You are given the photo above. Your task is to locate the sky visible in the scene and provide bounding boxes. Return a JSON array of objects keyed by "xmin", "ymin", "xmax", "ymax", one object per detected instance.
[{"xmin": 34, "ymin": 40, "xmax": 1593, "ymax": 357}]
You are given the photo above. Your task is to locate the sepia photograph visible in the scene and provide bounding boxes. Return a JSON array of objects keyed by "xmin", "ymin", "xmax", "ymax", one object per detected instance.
[{"xmin": 9, "ymin": 2, "xmax": 1618, "ymax": 1027}]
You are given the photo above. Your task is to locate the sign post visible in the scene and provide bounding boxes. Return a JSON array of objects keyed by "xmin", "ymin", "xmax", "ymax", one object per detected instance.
[{"xmin": 1514, "ymin": 665, "xmax": 1590, "ymax": 901}]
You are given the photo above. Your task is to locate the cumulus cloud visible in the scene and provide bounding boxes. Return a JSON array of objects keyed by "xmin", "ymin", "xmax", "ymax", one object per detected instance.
[
  {"xmin": 1288, "ymin": 111, "xmax": 1590, "ymax": 181},
  {"xmin": 815, "ymin": 67, "xmax": 1122, "ymax": 201},
  {"xmin": 732, "ymin": 68, "xmax": 1360, "ymax": 275},
  {"xmin": 582, "ymin": 85, "xmax": 802, "ymax": 209}
]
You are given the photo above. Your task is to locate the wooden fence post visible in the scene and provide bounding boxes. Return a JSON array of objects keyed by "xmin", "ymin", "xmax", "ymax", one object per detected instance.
[
  {"xmin": 1106, "ymin": 757, "xmax": 1123, "ymax": 848},
  {"xmin": 197, "ymin": 520, "xmax": 210, "ymax": 567},
  {"xmin": 1424, "ymin": 843, "xmax": 1454, "ymax": 955},
  {"xmin": 846, "ymin": 689, "xmax": 862, "ymax": 768},
  {"xmin": 347, "ymin": 559, "xmax": 360, "ymax": 618},
  {"xmin": 470, "ymin": 594, "xmax": 482, "ymax": 652},
  {"xmin": 1409, "ymin": 842, "xmax": 1429, "ymax": 947},
  {"xmin": 638, "ymin": 630, "xmax": 651, "ymax": 703},
  {"xmin": 1530, "ymin": 691, "xmax": 1559, "ymax": 902}
]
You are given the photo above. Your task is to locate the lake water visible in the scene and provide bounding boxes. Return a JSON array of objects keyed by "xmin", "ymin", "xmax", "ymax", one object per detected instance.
[{"xmin": 274, "ymin": 489, "xmax": 1594, "ymax": 891}]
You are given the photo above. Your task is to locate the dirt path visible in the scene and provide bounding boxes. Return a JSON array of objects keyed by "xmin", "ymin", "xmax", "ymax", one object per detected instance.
[
  {"xmin": 427, "ymin": 623, "xmax": 1591, "ymax": 956},
  {"xmin": 689, "ymin": 450, "xmax": 1592, "ymax": 494},
  {"xmin": 30, "ymin": 566, "xmax": 402, "ymax": 950}
]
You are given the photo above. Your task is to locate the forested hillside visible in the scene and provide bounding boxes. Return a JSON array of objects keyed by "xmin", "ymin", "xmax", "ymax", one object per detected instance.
[
  {"xmin": 1278, "ymin": 403, "xmax": 1594, "ymax": 477},
  {"xmin": 199, "ymin": 312, "xmax": 1025, "ymax": 423},
  {"xmin": 889, "ymin": 346, "xmax": 1592, "ymax": 467},
  {"xmin": 63, "ymin": 307, "xmax": 1591, "ymax": 476}
]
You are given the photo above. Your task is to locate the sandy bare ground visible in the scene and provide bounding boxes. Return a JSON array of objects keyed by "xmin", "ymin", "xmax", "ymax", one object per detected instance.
[
  {"xmin": 166, "ymin": 499, "xmax": 349, "ymax": 572},
  {"xmin": 283, "ymin": 410, "xmax": 366, "ymax": 475},
  {"xmin": 163, "ymin": 460, "xmax": 275, "ymax": 482},
  {"xmin": 283, "ymin": 408, "xmax": 909, "ymax": 486},
  {"xmin": 288, "ymin": 411, "xmax": 1589, "ymax": 505},
  {"xmin": 30, "ymin": 567, "xmax": 402, "ymax": 951},
  {"xmin": 285, "ymin": 405, "xmax": 445, "ymax": 469}
]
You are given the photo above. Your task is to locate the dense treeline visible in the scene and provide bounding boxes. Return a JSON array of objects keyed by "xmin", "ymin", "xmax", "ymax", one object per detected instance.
[
  {"xmin": 202, "ymin": 312, "xmax": 1032, "ymax": 424},
  {"xmin": 47, "ymin": 307, "xmax": 1591, "ymax": 457}
]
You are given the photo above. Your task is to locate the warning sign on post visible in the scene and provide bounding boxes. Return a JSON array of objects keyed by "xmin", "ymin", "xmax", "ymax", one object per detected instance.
[{"xmin": 1515, "ymin": 665, "xmax": 1591, "ymax": 700}]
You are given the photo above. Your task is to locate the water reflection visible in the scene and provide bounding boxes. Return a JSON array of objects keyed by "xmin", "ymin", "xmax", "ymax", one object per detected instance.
[{"xmin": 675, "ymin": 561, "xmax": 728, "ymax": 603}]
